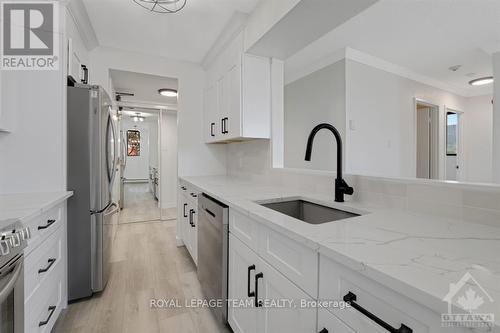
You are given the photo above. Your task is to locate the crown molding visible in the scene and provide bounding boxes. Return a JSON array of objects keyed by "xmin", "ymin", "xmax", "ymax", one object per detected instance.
[{"xmin": 66, "ymin": 0, "xmax": 99, "ymax": 51}]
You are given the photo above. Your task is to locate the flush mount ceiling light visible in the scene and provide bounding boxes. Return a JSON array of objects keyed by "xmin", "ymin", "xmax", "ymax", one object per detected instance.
[
  {"xmin": 158, "ymin": 88, "xmax": 178, "ymax": 97},
  {"xmin": 131, "ymin": 113, "xmax": 145, "ymax": 122},
  {"xmin": 133, "ymin": 0, "xmax": 186, "ymax": 13},
  {"xmin": 468, "ymin": 76, "xmax": 494, "ymax": 86}
]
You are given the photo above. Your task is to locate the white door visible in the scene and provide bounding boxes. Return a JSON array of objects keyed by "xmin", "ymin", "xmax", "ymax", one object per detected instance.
[
  {"xmin": 257, "ymin": 257, "xmax": 317, "ymax": 333},
  {"xmin": 228, "ymin": 234, "xmax": 260, "ymax": 333}
]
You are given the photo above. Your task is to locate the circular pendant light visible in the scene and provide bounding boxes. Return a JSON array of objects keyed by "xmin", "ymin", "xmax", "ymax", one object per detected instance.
[
  {"xmin": 468, "ymin": 76, "xmax": 494, "ymax": 86},
  {"xmin": 133, "ymin": 0, "xmax": 187, "ymax": 13}
]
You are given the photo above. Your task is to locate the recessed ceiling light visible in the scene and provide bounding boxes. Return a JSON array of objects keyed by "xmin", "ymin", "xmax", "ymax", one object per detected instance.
[
  {"xmin": 468, "ymin": 76, "xmax": 494, "ymax": 86},
  {"xmin": 158, "ymin": 88, "xmax": 178, "ymax": 97}
]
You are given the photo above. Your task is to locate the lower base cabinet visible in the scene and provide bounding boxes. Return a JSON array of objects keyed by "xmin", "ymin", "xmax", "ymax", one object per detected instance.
[
  {"xmin": 318, "ymin": 308, "xmax": 355, "ymax": 333},
  {"xmin": 228, "ymin": 233, "xmax": 316, "ymax": 333}
]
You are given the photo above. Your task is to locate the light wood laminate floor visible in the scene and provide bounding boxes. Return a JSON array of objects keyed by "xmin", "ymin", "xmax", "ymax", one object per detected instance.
[
  {"xmin": 119, "ymin": 182, "xmax": 161, "ymax": 224},
  {"xmin": 53, "ymin": 220, "xmax": 232, "ymax": 333}
]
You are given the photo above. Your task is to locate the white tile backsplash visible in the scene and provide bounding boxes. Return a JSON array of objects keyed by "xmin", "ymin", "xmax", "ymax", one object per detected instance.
[{"xmin": 226, "ymin": 140, "xmax": 500, "ymax": 227}]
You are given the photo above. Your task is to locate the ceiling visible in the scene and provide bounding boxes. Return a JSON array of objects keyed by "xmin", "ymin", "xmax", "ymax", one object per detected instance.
[
  {"xmin": 82, "ymin": 0, "xmax": 260, "ymax": 63},
  {"xmin": 285, "ymin": 0, "xmax": 500, "ymax": 96},
  {"xmin": 110, "ymin": 69, "xmax": 178, "ymax": 105}
]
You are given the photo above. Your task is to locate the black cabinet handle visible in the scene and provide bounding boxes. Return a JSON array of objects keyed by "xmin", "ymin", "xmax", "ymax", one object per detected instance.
[
  {"xmin": 221, "ymin": 118, "xmax": 224, "ymax": 134},
  {"xmin": 343, "ymin": 292, "xmax": 412, "ymax": 333},
  {"xmin": 319, "ymin": 329, "xmax": 328, "ymax": 333},
  {"xmin": 183, "ymin": 203, "xmax": 188, "ymax": 218},
  {"xmin": 210, "ymin": 123, "xmax": 215, "ymax": 137},
  {"xmin": 190, "ymin": 193, "xmax": 197, "ymax": 198},
  {"xmin": 247, "ymin": 265, "xmax": 255, "ymax": 297},
  {"xmin": 189, "ymin": 209, "xmax": 195, "ymax": 227},
  {"xmin": 254, "ymin": 272, "xmax": 263, "ymax": 307},
  {"xmin": 81, "ymin": 65, "xmax": 88, "ymax": 84},
  {"xmin": 38, "ymin": 258, "xmax": 56, "ymax": 274},
  {"xmin": 222, "ymin": 117, "xmax": 229, "ymax": 134},
  {"xmin": 38, "ymin": 219, "xmax": 56, "ymax": 230},
  {"xmin": 39, "ymin": 305, "xmax": 56, "ymax": 326},
  {"xmin": 181, "ymin": 186, "xmax": 187, "ymax": 190}
]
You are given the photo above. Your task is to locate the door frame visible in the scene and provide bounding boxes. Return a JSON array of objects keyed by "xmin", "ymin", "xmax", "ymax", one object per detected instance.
[
  {"xmin": 413, "ymin": 98, "xmax": 440, "ymax": 179},
  {"xmin": 116, "ymin": 101, "xmax": 178, "ymax": 220},
  {"xmin": 444, "ymin": 107, "xmax": 464, "ymax": 181}
]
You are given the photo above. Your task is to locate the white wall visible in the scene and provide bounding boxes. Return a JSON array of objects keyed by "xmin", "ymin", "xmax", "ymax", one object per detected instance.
[
  {"xmin": 149, "ymin": 117, "xmax": 159, "ymax": 169},
  {"xmin": 160, "ymin": 111, "xmax": 178, "ymax": 209},
  {"xmin": 284, "ymin": 59, "xmax": 345, "ymax": 171},
  {"xmin": 493, "ymin": 52, "xmax": 500, "ymax": 183},
  {"xmin": 121, "ymin": 118, "xmax": 154, "ymax": 180},
  {"xmin": 89, "ymin": 46, "xmax": 227, "ymax": 179},
  {"xmin": 0, "ymin": 5, "xmax": 72, "ymax": 194},
  {"xmin": 464, "ymin": 95, "xmax": 493, "ymax": 183},
  {"xmin": 345, "ymin": 59, "xmax": 466, "ymax": 179}
]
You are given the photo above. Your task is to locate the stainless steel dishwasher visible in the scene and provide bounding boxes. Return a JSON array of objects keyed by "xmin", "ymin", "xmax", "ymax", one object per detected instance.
[{"xmin": 198, "ymin": 193, "xmax": 229, "ymax": 324}]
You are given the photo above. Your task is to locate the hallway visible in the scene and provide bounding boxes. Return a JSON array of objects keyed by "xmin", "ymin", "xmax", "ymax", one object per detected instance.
[
  {"xmin": 53, "ymin": 220, "xmax": 231, "ymax": 333},
  {"xmin": 120, "ymin": 182, "xmax": 160, "ymax": 223}
]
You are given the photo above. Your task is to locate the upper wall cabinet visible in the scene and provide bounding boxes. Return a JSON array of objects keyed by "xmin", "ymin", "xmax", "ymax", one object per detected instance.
[{"xmin": 204, "ymin": 32, "xmax": 271, "ymax": 143}]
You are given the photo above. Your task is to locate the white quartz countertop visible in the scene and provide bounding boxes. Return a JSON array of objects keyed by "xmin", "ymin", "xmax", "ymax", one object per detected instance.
[
  {"xmin": 181, "ymin": 175, "xmax": 500, "ymax": 328},
  {"xmin": 0, "ymin": 191, "xmax": 73, "ymax": 228}
]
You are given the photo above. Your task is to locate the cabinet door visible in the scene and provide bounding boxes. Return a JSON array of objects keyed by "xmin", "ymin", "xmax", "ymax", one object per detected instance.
[
  {"xmin": 257, "ymin": 257, "xmax": 317, "ymax": 333},
  {"xmin": 216, "ymin": 76, "xmax": 227, "ymax": 139},
  {"xmin": 204, "ymin": 85, "xmax": 218, "ymax": 142},
  {"xmin": 225, "ymin": 63, "xmax": 242, "ymax": 139},
  {"xmin": 228, "ymin": 234, "xmax": 259, "ymax": 333},
  {"xmin": 177, "ymin": 192, "xmax": 188, "ymax": 245},
  {"xmin": 318, "ymin": 308, "xmax": 355, "ymax": 333}
]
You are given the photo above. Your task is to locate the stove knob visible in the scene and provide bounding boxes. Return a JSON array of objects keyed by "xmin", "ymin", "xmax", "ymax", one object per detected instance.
[
  {"xmin": 21, "ymin": 227, "xmax": 31, "ymax": 240},
  {"xmin": 6, "ymin": 232, "xmax": 21, "ymax": 247},
  {"xmin": 0, "ymin": 239, "xmax": 10, "ymax": 256}
]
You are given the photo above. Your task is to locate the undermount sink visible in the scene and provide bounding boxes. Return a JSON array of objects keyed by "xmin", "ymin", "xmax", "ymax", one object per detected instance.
[{"xmin": 260, "ymin": 199, "xmax": 360, "ymax": 224}]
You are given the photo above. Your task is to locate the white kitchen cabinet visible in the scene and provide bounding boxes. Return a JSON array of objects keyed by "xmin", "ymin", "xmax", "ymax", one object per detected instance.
[
  {"xmin": 228, "ymin": 233, "xmax": 316, "ymax": 333},
  {"xmin": 257, "ymin": 256, "xmax": 317, "ymax": 333},
  {"xmin": 24, "ymin": 201, "xmax": 68, "ymax": 333},
  {"xmin": 67, "ymin": 38, "xmax": 89, "ymax": 84},
  {"xmin": 204, "ymin": 31, "xmax": 271, "ymax": 143},
  {"xmin": 228, "ymin": 233, "xmax": 260, "ymax": 333},
  {"xmin": 318, "ymin": 308, "xmax": 355, "ymax": 333},
  {"xmin": 177, "ymin": 182, "xmax": 198, "ymax": 265}
]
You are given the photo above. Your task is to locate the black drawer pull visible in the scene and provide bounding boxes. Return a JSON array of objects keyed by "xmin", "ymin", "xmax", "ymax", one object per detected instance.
[
  {"xmin": 247, "ymin": 265, "xmax": 255, "ymax": 297},
  {"xmin": 343, "ymin": 292, "xmax": 412, "ymax": 333},
  {"xmin": 254, "ymin": 272, "xmax": 263, "ymax": 307},
  {"xmin": 38, "ymin": 258, "xmax": 56, "ymax": 274},
  {"xmin": 204, "ymin": 208, "xmax": 215, "ymax": 218},
  {"xmin": 38, "ymin": 219, "xmax": 56, "ymax": 230},
  {"xmin": 181, "ymin": 186, "xmax": 187, "ymax": 190},
  {"xmin": 319, "ymin": 329, "xmax": 328, "ymax": 333},
  {"xmin": 183, "ymin": 203, "xmax": 188, "ymax": 218},
  {"xmin": 189, "ymin": 209, "xmax": 195, "ymax": 227},
  {"xmin": 190, "ymin": 193, "xmax": 197, "ymax": 198},
  {"xmin": 39, "ymin": 305, "xmax": 56, "ymax": 326},
  {"xmin": 210, "ymin": 122, "xmax": 215, "ymax": 137}
]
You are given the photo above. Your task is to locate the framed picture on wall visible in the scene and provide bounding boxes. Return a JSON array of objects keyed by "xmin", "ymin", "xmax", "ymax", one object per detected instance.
[{"xmin": 127, "ymin": 129, "xmax": 141, "ymax": 156}]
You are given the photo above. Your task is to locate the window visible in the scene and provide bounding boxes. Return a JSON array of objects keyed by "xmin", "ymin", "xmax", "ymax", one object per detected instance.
[
  {"xmin": 127, "ymin": 130, "xmax": 141, "ymax": 156},
  {"xmin": 446, "ymin": 112, "xmax": 457, "ymax": 156}
]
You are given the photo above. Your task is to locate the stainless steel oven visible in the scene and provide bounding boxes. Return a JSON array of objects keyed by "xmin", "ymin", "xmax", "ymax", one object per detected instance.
[{"xmin": 0, "ymin": 220, "xmax": 30, "ymax": 333}]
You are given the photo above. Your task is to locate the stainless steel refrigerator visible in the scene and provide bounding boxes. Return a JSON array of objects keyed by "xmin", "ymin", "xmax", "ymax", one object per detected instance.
[{"xmin": 67, "ymin": 83, "xmax": 119, "ymax": 301}]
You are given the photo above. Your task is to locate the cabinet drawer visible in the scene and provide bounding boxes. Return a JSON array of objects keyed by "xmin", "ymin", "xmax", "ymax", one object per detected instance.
[
  {"xmin": 318, "ymin": 308, "xmax": 355, "ymax": 333},
  {"xmin": 258, "ymin": 225, "xmax": 318, "ymax": 298},
  {"xmin": 229, "ymin": 209, "xmax": 260, "ymax": 250},
  {"xmin": 320, "ymin": 255, "xmax": 434, "ymax": 333},
  {"xmin": 25, "ymin": 261, "xmax": 64, "ymax": 333},
  {"xmin": 24, "ymin": 204, "xmax": 63, "ymax": 255},
  {"xmin": 24, "ymin": 226, "xmax": 63, "ymax": 302}
]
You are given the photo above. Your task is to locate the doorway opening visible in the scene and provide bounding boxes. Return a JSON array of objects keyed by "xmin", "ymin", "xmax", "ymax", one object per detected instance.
[
  {"xmin": 445, "ymin": 108, "xmax": 463, "ymax": 181},
  {"xmin": 415, "ymin": 100, "xmax": 439, "ymax": 179},
  {"xmin": 109, "ymin": 69, "xmax": 178, "ymax": 224}
]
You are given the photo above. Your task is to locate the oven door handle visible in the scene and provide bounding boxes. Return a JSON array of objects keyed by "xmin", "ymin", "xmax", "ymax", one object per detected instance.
[{"xmin": 0, "ymin": 258, "xmax": 23, "ymax": 304}]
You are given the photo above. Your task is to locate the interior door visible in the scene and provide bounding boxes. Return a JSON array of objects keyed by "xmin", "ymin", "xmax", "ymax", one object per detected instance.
[{"xmin": 445, "ymin": 111, "xmax": 459, "ymax": 180}]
